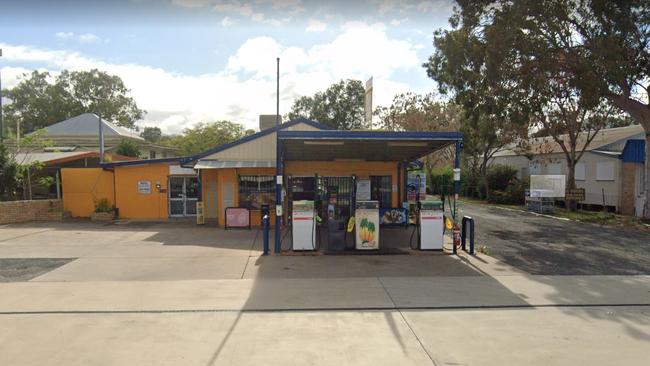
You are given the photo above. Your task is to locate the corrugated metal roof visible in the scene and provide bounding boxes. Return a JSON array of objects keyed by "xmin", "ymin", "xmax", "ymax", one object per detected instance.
[
  {"xmin": 194, "ymin": 160, "xmax": 275, "ymax": 169},
  {"xmin": 13, "ymin": 151, "xmax": 92, "ymax": 165},
  {"xmin": 621, "ymin": 139, "xmax": 645, "ymax": 163},
  {"xmin": 39, "ymin": 113, "xmax": 144, "ymax": 141},
  {"xmin": 494, "ymin": 124, "xmax": 645, "ymax": 157}
]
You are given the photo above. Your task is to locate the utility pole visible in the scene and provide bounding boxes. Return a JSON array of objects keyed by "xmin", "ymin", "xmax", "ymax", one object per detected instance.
[
  {"xmin": 99, "ymin": 115, "xmax": 104, "ymax": 163},
  {"xmin": 276, "ymin": 57, "xmax": 280, "ymax": 127}
]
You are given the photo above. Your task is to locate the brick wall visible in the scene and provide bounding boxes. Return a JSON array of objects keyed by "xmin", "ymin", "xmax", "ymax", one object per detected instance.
[
  {"xmin": 620, "ymin": 162, "xmax": 636, "ymax": 215},
  {"xmin": 0, "ymin": 199, "xmax": 63, "ymax": 224}
]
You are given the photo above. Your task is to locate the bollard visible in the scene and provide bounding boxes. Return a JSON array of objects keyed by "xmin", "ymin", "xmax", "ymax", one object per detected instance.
[
  {"xmin": 461, "ymin": 216, "xmax": 475, "ymax": 255},
  {"xmin": 262, "ymin": 214, "xmax": 270, "ymax": 256}
]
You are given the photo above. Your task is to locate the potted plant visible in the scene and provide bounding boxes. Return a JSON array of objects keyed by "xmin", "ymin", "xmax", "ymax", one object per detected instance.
[{"xmin": 91, "ymin": 198, "xmax": 116, "ymax": 221}]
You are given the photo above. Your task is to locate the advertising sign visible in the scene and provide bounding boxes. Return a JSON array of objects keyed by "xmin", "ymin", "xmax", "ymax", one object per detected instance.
[
  {"xmin": 355, "ymin": 206, "xmax": 379, "ymax": 250},
  {"xmin": 225, "ymin": 207, "xmax": 250, "ymax": 229},
  {"xmin": 407, "ymin": 172, "xmax": 426, "ymax": 201},
  {"xmin": 379, "ymin": 208, "xmax": 408, "ymax": 226},
  {"xmin": 356, "ymin": 179, "xmax": 371, "ymax": 201},
  {"xmin": 530, "ymin": 175, "xmax": 566, "ymax": 198},
  {"xmin": 137, "ymin": 180, "xmax": 151, "ymax": 194}
]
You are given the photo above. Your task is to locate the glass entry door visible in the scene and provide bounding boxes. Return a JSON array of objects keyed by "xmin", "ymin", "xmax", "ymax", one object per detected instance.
[{"xmin": 169, "ymin": 176, "xmax": 199, "ymax": 217}]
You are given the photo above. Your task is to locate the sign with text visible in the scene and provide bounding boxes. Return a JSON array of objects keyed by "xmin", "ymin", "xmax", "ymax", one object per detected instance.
[
  {"xmin": 137, "ymin": 181, "xmax": 151, "ymax": 194},
  {"xmin": 356, "ymin": 179, "xmax": 371, "ymax": 201},
  {"xmin": 565, "ymin": 188, "xmax": 586, "ymax": 201}
]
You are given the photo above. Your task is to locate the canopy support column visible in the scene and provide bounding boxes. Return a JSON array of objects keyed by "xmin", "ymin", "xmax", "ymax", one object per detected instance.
[{"xmin": 274, "ymin": 138, "xmax": 283, "ymax": 253}]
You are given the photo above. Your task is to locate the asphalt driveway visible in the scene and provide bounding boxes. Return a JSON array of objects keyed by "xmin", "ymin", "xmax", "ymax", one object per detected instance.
[{"xmin": 459, "ymin": 202, "xmax": 650, "ymax": 275}]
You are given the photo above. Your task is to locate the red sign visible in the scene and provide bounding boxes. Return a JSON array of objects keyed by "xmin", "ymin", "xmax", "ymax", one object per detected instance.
[{"xmin": 225, "ymin": 207, "xmax": 250, "ymax": 229}]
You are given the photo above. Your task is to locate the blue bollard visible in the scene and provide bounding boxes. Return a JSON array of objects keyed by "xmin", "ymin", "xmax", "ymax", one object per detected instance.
[{"xmin": 262, "ymin": 214, "xmax": 270, "ymax": 256}]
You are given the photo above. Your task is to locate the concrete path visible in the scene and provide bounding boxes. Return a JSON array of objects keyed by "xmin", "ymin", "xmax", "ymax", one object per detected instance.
[
  {"xmin": 2, "ymin": 222, "xmax": 649, "ymax": 365},
  {"xmin": 1, "ymin": 275, "xmax": 648, "ymax": 313}
]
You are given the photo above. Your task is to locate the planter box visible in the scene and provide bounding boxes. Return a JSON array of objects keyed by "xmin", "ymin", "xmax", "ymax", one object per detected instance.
[{"xmin": 91, "ymin": 212, "xmax": 115, "ymax": 221}]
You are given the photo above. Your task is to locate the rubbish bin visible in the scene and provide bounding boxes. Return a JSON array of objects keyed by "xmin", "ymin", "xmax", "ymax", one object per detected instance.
[{"xmin": 327, "ymin": 219, "xmax": 346, "ymax": 251}]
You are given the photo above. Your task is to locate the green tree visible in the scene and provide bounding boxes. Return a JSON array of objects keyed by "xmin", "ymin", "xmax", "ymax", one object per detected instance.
[
  {"xmin": 141, "ymin": 126, "xmax": 162, "ymax": 143},
  {"xmin": 425, "ymin": 0, "xmax": 650, "ymax": 216},
  {"xmin": 163, "ymin": 121, "xmax": 254, "ymax": 156},
  {"xmin": 6, "ymin": 129, "xmax": 55, "ymax": 200},
  {"xmin": 2, "ymin": 69, "xmax": 145, "ymax": 134},
  {"xmin": 115, "ymin": 139, "xmax": 141, "ymax": 158},
  {"xmin": 287, "ymin": 79, "xmax": 365, "ymax": 130},
  {"xmin": 375, "ymin": 93, "xmax": 464, "ymax": 168},
  {"xmin": 0, "ymin": 143, "xmax": 19, "ymax": 200}
]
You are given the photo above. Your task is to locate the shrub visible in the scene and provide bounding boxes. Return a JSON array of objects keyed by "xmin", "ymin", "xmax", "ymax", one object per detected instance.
[
  {"xmin": 94, "ymin": 198, "xmax": 114, "ymax": 213},
  {"xmin": 429, "ymin": 167, "xmax": 453, "ymax": 195},
  {"xmin": 486, "ymin": 164, "xmax": 518, "ymax": 192}
]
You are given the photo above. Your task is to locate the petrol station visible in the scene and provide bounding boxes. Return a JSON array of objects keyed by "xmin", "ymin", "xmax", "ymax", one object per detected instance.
[
  {"xmin": 272, "ymin": 128, "xmax": 463, "ymax": 254},
  {"xmin": 63, "ymin": 117, "xmax": 464, "ymax": 255}
]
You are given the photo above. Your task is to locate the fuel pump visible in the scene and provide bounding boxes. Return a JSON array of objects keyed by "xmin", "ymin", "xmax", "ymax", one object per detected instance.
[
  {"xmin": 292, "ymin": 200, "xmax": 317, "ymax": 251},
  {"xmin": 355, "ymin": 200, "xmax": 379, "ymax": 250},
  {"xmin": 418, "ymin": 200, "xmax": 444, "ymax": 250}
]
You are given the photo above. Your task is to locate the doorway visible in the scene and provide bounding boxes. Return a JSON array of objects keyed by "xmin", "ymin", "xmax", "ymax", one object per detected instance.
[{"xmin": 169, "ymin": 176, "xmax": 199, "ymax": 217}]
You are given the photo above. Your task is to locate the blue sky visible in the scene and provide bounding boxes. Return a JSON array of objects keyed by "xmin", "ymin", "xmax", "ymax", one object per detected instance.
[{"xmin": 0, "ymin": 0, "xmax": 454, "ymax": 133}]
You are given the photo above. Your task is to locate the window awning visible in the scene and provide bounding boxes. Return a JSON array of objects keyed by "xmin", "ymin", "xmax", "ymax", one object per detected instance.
[{"xmin": 194, "ymin": 160, "xmax": 275, "ymax": 169}]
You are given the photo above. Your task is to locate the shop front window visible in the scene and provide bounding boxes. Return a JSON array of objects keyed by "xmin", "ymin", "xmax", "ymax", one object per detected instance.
[
  {"xmin": 238, "ymin": 175, "xmax": 275, "ymax": 210},
  {"xmin": 370, "ymin": 176, "xmax": 392, "ymax": 208}
]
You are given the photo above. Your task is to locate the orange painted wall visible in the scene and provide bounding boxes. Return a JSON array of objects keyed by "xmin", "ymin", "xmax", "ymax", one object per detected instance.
[
  {"xmin": 114, "ymin": 164, "xmax": 169, "ymax": 219},
  {"xmin": 201, "ymin": 167, "xmax": 277, "ymax": 227},
  {"xmin": 284, "ymin": 161, "xmax": 400, "ymax": 207},
  {"xmin": 61, "ymin": 168, "xmax": 115, "ymax": 217}
]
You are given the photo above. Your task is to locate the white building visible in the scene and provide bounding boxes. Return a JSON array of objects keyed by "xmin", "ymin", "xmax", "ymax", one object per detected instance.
[{"xmin": 490, "ymin": 125, "xmax": 646, "ymax": 216}]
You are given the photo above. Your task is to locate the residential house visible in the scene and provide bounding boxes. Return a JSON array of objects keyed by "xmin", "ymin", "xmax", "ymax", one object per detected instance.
[{"xmin": 490, "ymin": 125, "xmax": 646, "ymax": 216}]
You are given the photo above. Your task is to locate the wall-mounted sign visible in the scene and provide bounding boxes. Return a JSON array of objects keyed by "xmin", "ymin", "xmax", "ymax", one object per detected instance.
[
  {"xmin": 407, "ymin": 172, "xmax": 426, "ymax": 201},
  {"xmin": 137, "ymin": 180, "xmax": 151, "ymax": 194},
  {"xmin": 225, "ymin": 207, "xmax": 251, "ymax": 229},
  {"xmin": 565, "ymin": 188, "xmax": 586, "ymax": 201},
  {"xmin": 356, "ymin": 179, "xmax": 371, "ymax": 201}
]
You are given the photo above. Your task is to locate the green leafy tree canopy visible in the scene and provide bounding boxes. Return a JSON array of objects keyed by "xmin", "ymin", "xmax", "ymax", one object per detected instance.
[
  {"xmin": 2, "ymin": 69, "xmax": 145, "ymax": 134},
  {"xmin": 115, "ymin": 139, "xmax": 141, "ymax": 158},
  {"xmin": 287, "ymin": 79, "xmax": 365, "ymax": 130},
  {"xmin": 141, "ymin": 126, "xmax": 162, "ymax": 143},
  {"xmin": 162, "ymin": 121, "xmax": 254, "ymax": 156}
]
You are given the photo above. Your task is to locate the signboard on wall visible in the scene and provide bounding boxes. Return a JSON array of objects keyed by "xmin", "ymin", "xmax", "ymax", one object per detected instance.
[
  {"xmin": 530, "ymin": 175, "xmax": 566, "ymax": 198},
  {"xmin": 225, "ymin": 207, "xmax": 251, "ymax": 229},
  {"xmin": 565, "ymin": 188, "xmax": 585, "ymax": 201},
  {"xmin": 407, "ymin": 172, "xmax": 426, "ymax": 201},
  {"xmin": 137, "ymin": 181, "xmax": 151, "ymax": 194},
  {"xmin": 356, "ymin": 179, "xmax": 371, "ymax": 201}
]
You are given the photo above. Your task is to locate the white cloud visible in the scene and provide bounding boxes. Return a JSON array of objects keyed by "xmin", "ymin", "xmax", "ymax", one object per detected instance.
[
  {"xmin": 0, "ymin": 24, "xmax": 429, "ymax": 133},
  {"xmin": 221, "ymin": 16, "xmax": 235, "ymax": 26},
  {"xmin": 55, "ymin": 32, "xmax": 74, "ymax": 40},
  {"xmin": 78, "ymin": 33, "xmax": 101, "ymax": 43},
  {"xmin": 171, "ymin": 0, "xmax": 211, "ymax": 8},
  {"xmin": 213, "ymin": 1, "xmax": 253, "ymax": 17},
  {"xmin": 54, "ymin": 32, "xmax": 102, "ymax": 44},
  {"xmin": 306, "ymin": 19, "xmax": 327, "ymax": 32}
]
